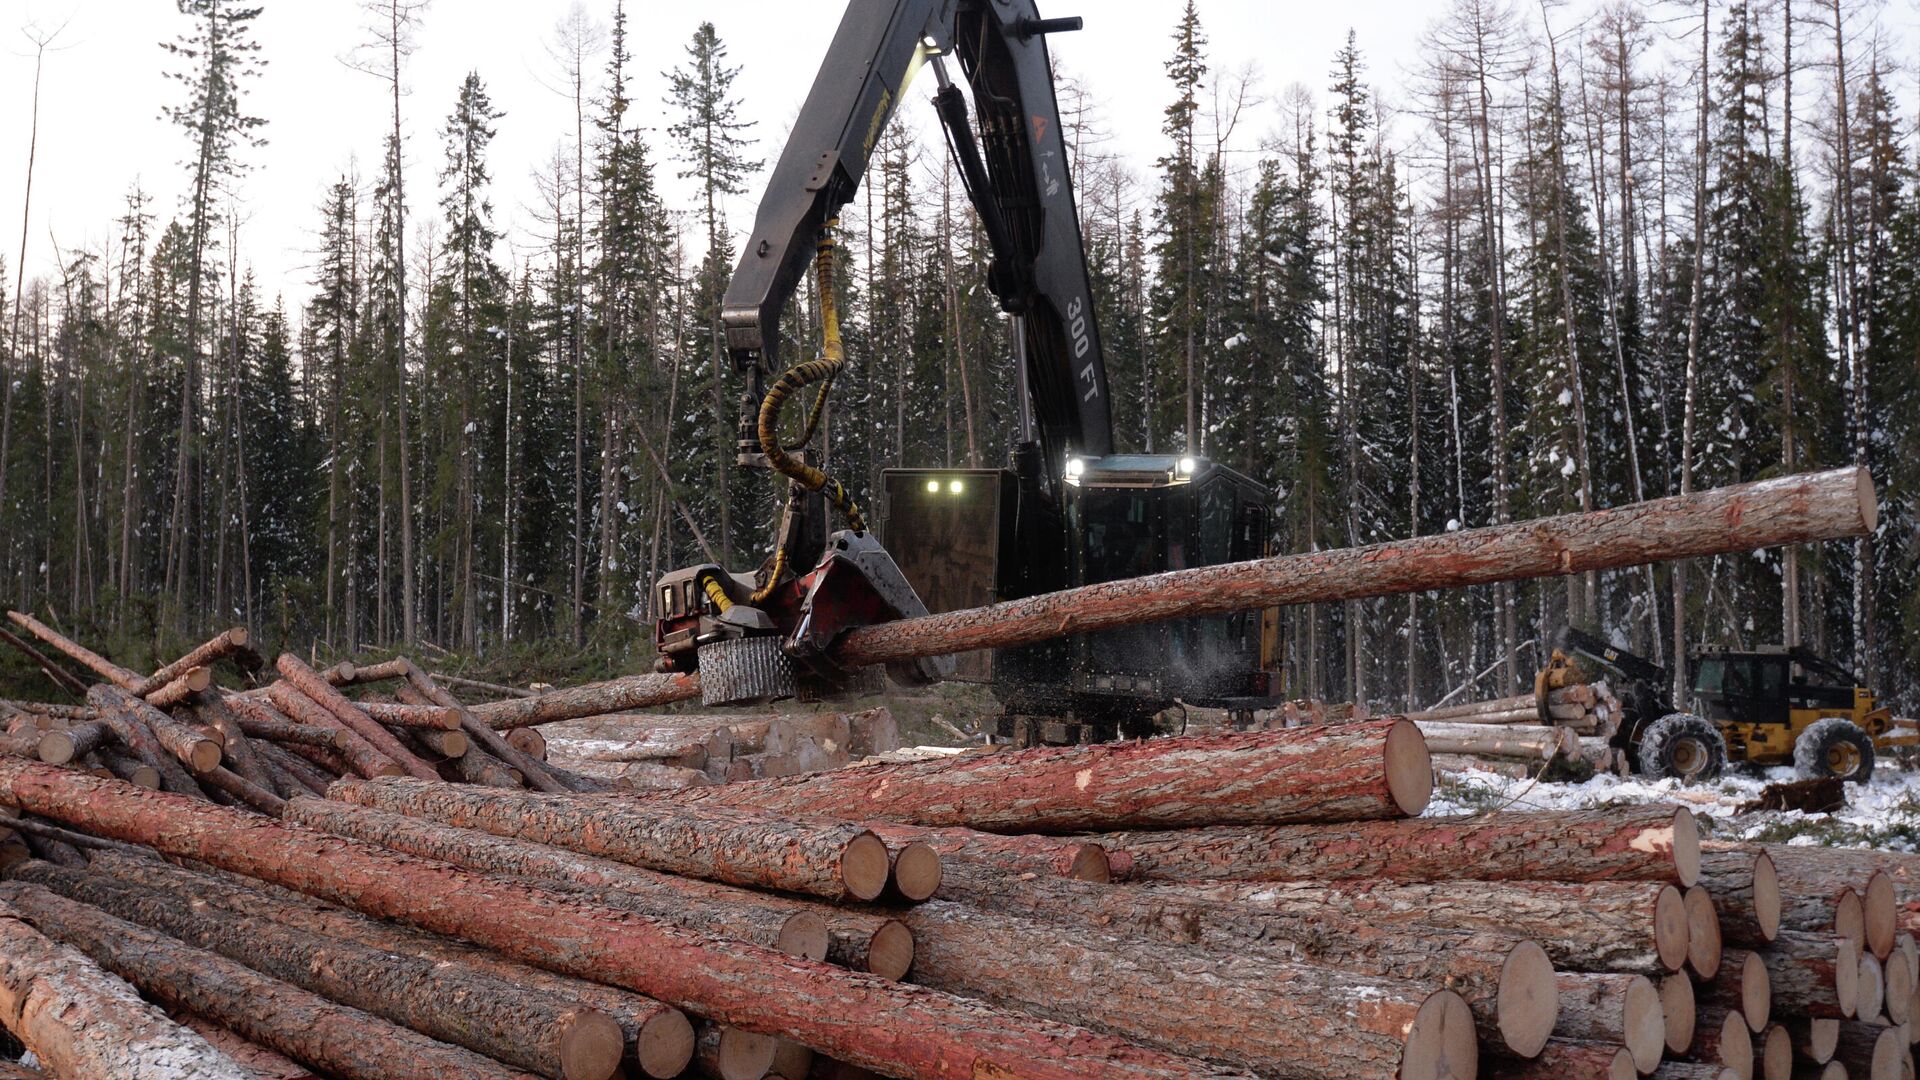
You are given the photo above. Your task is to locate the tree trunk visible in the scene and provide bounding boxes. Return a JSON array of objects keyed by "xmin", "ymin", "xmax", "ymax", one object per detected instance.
[
  {"xmin": 0, "ymin": 760, "xmax": 1232, "ymax": 1080},
  {"xmin": 900, "ymin": 899, "xmax": 1476, "ymax": 1079},
  {"xmin": 280, "ymin": 797, "xmax": 908, "ymax": 979},
  {"xmin": 0, "ymin": 882, "xmax": 531, "ymax": 1080},
  {"xmin": 6, "ymin": 610, "xmax": 140, "ymax": 688},
  {"xmin": 6, "ymin": 863, "xmax": 627, "ymax": 1080},
  {"xmin": 859, "ymin": 823, "xmax": 1112, "ymax": 881},
  {"xmin": 1161, "ymin": 877, "xmax": 1689, "ymax": 976},
  {"xmin": 913, "ymin": 851, "xmax": 1555, "ymax": 1055},
  {"xmin": 1098, "ymin": 806, "xmax": 1699, "ymax": 888},
  {"xmin": 327, "ymin": 777, "xmax": 894, "ymax": 903},
  {"xmin": 660, "ymin": 720, "xmax": 1431, "ymax": 832},
  {"xmin": 172, "ymin": 1015, "xmax": 320, "ymax": 1080},
  {"xmin": 1763, "ymin": 933, "xmax": 1860, "ymax": 1020},
  {"xmin": 0, "ymin": 899, "xmax": 250, "ymax": 1079},
  {"xmin": 1414, "ymin": 722, "xmax": 1577, "ymax": 760},
  {"xmin": 1698, "ymin": 850, "xmax": 1782, "ymax": 948}
]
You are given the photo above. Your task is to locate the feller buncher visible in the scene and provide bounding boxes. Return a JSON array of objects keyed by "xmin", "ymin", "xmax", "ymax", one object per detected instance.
[{"xmin": 1546, "ymin": 627, "xmax": 1912, "ymax": 783}]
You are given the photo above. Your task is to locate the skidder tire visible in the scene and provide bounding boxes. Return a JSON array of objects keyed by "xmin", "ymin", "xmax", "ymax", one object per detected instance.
[
  {"xmin": 1794, "ymin": 717, "xmax": 1875, "ymax": 784},
  {"xmin": 1638, "ymin": 713, "xmax": 1728, "ymax": 782}
]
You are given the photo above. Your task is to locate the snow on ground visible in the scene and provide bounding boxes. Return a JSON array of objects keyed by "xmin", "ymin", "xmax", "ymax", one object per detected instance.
[{"xmin": 1424, "ymin": 761, "xmax": 1920, "ymax": 853}]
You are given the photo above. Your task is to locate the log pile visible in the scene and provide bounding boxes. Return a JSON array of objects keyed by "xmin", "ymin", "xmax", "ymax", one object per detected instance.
[
  {"xmin": 0, "ymin": 705, "xmax": 1910, "ymax": 1077},
  {"xmin": 538, "ymin": 707, "xmax": 902, "ymax": 786}
]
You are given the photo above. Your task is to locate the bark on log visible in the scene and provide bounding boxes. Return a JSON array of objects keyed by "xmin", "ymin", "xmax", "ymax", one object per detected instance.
[
  {"xmin": 96, "ymin": 748, "xmax": 160, "ymax": 790},
  {"xmin": 1096, "ymin": 806, "xmax": 1699, "ymax": 886},
  {"xmin": 433, "ymin": 672, "xmax": 539, "ymax": 698},
  {"xmin": 143, "ymin": 667, "xmax": 212, "ymax": 709},
  {"xmin": 132, "ymin": 629, "xmax": 252, "ymax": 698},
  {"xmin": 4, "ymin": 864, "xmax": 626, "ymax": 1080},
  {"xmin": 0, "ymin": 761, "xmax": 1241, "ymax": 1080},
  {"xmin": 1831, "ymin": 1022, "xmax": 1909, "ymax": 1080},
  {"xmin": 275, "ymin": 656, "xmax": 438, "ymax": 781},
  {"xmin": 656, "ymin": 720, "xmax": 1430, "ymax": 832},
  {"xmin": 1700, "ymin": 851, "xmax": 1782, "ymax": 948},
  {"xmin": 325, "ymin": 658, "xmax": 412, "ymax": 685},
  {"xmin": 358, "ymin": 702, "xmax": 462, "ymax": 731},
  {"xmin": 4, "ymin": 612, "xmax": 141, "ymax": 689},
  {"xmin": 1749, "ymin": 847, "xmax": 1900, "ymax": 961},
  {"xmin": 83, "ymin": 852, "xmax": 696, "ymax": 1078},
  {"xmin": 1487, "ymin": 1039, "xmax": 1637, "ymax": 1080},
  {"xmin": 280, "ymin": 797, "xmax": 900, "ymax": 977},
  {"xmin": 192, "ymin": 702, "xmax": 278, "ymax": 796},
  {"xmin": 0, "ymin": 898, "xmax": 250, "ymax": 1079},
  {"xmin": 1688, "ymin": 1006, "xmax": 1755, "ymax": 1080},
  {"xmin": 197, "ymin": 766, "xmax": 287, "ymax": 817},
  {"xmin": 1415, "ymin": 722, "xmax": 1576, "ymax": 760},
  {"xmin": 1764, "ymin": 933, "xmax": 1860, "ymax": 1020},
  {"xmin": 0, "ymin": 882, "xmax": 536, "ymax": 1080},
  {"xmin": 398, "ymin": 669, "xmax": 571, "ymax": 794},
  {"xmin": 1724, "ymin": 843, "xmax": 1869, "ymax": 948},
  {"xmin": 223, "ymin": 696, "xmax": 349, "ymax": 751},
  {"xmin": 173, "ymin": 1015, "xmax": 319, "ymax": 1080},
  {"xmin": 898, "ymin": 897, "xmax": 1479, "ymax": 1077},
  {"xmin": 1554, "ymin": 973, "xmax": 1666, "ymax": 1075},
  {"xmin": 86, "ymin": 686, "xmax": 199, "ymax": 794},
  {"xmin": 861, "ymin": 823, "xmax": 1112, "ymax": 881},
  {"xmin": 262, "ymin": 682, "xmax": 401, "ymax": 779},
  {"xmin": 915, "ymin": 851, "xmax": 1556, "ymax": 1054},
  {"xmin": 35, "ymin": 721, "xmax": 112, "ymax": 765},
  {"xmin": 1159, "ymin": 877, "xmax": 1690, "ymax": 975},
  {"xmin": 328, "ymin": 778, "xmax": 895, "ymax": 903}
]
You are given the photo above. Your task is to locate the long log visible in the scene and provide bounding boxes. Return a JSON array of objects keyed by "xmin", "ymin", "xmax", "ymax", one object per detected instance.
[
  {"xmin": 1763, "ymin": 933, "xmax": 1860, "ymax": 1020},
  {"xmin": 327, "ymin": 778, "xmax": 896, "ymax": 903},
  {"xmin": 0, "ymin": 898, "xmax": 250, "ymax": 1079},
  {"xmin": 5, "ymin": 611, "xmax": 141, "ymax": 689},
  {"xmin": 277, "ymin": 799, "xmax": 886, "ymax": 971},
  {"xmin": 0, "ymin": 882, "xmax": 536, "ymax": 1080},
  {"xmin": 0, "ymin": 766, "xmax": 1221, "ymax": 1079},
  {"xmin": 397, "ymin": 665, "xmax": 572, "ymax": 794},
  {"xmin": 222, "ymin": 694, "xmax": 349, "ymax": 751},
  {"xmin": 192, "ymin": 701, "xmax": 279, "ymax": 796},
  {"xmin": 1554, "ymin": 973, "xmax": 1666, "ymax": 1075},
  {"xmin": 1160, "ymin": 877, "xmax": 1691, "ymax": 975},
  {"xmin": 1486, "ymin": 1039, "xmax": 1637, "ymax": 1080},
  {"xmin": 262, "ymin": 682, "xmax": 402, "ymax": 779},
  {"xmin": 35, "ymin": 720, "xmax": 113, "ymax": 765},
  {"xmin": 358, "ymin": 701, "xmax": 463, "ymax": 731},
  {"xmin": 655, "ymin": 719, "xmax": 1430, "ymax": 832},
  {"xmin": 4, "ymin": 864, "xmax": 626, "ymax": 1080},
  {"xmin": 132, "ymin": 629, "xmax": 253, "ymax": 698},
  {"xmin": 897, "ymin": 897, "xmax": 1479, "ymax": 1077},
  {"xmin": 1754, "ymin": 846, "xmax": 1899, "ymax": 960},
  {"xmin": 908, "ymin": 841, "xmax": 1556, "ymax": 1054},
  {"xmin": 860, "ymin": 823, "xmax": 1112, "ymax": 881},
  {"xmin": 1414, "ymin": 722, "xmax": 1576, "ymax": 760},
  {"xmin": 1686, "ymin": 1005, "xmax": 1754, "ymax": 1079},
  {"xmin": 1703, "ymin": 949, "xmax": 1773, "ymax": 1033},
  {"xmin": 0, "ymin": 629, "xmax": 89, "ymax": 697},
  {"xmin": 1093, "ymin": 806, "xmax": 1701, "ymax": 886},
  {"xmin": 275, "ymin": 655, "xmax": 438, "ymax": 781},
  {"xmin": 82, "ymin": 853, "xmax": 696, "ymax": 1079}
]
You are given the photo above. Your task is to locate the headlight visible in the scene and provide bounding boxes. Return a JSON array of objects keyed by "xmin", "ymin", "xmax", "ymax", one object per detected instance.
[
  {"xmin": 1065, "ymin": 457, "xmax": 1086, "ymax": 478},
  {"xmin": 1177, "ymin": 456, "xmax": 1197, "ymax": 476},
  {"xmin": 948, "ymin": 479, "xmax": 964, "ymax": 494},
  {"xmin": 925, "ymin": 479, "xmax": 940, "ymax": 494}
]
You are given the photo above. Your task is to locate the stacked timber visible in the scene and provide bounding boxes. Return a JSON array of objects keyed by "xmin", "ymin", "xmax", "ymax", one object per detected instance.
[
  {"xmin": 537, "ymin": 707, "xmax": 901, "ymax": 786},
  {"xmin": 1401, "ymin": 680, "xmax": 1629, "ymax": 776}
]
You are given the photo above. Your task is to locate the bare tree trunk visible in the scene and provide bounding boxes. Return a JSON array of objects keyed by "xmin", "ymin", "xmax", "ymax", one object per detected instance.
[{"xmin": 1673, "ymin": 0, "xmax": 1710, "ymax": 703}]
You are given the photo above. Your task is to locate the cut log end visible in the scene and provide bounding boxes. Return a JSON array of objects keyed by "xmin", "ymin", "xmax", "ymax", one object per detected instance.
[
  {"xmin": 1868, "ymin": 1024, "xmax": 1908, "ymax": 1080},
  {"xmin": 1857, "ymin": 468, "xmax": 1880, "ymax": 533},
  {"xmin": 557, "ymin": 1010, "xmax": 625, "ymax": 1080},
  {"xmin": 1760, "ymin": 1023, "xmax": 1791, "ymax": 1080},
  {"xmin": 1837, "ymin": 939, "xmax": 1862, "ymax": 1019},
  {"xmin": 127, "ymin": 765, "xmax": 160, "ymax": 790},
  {"xmin": 184, "ymin": 667, "xmax": 213, "ymax": 693},
  {"xmin": 840, "ymin": 832, "xmax": 890, "ymax": 903},
  {"xmin": 1740, "ymin": 951, "xmax": 1773, "ymax": 1032},
  {"xmin": 770, "ymin": 1040, "xmax": 814, "ymax": 1080},
  {"xmin": 775, "ymin": 912, "xmax": 830, "ymax": 962},
  {"xmin": 1385, "ymin": 719, "xmax": 1434, "ymax": 816},
  {"xmin": 1670, "ymin": 807, "xmax": 1703, "ymax": 887},
  {"xmin": 1401, "ymin": 990, "xmax": 1477, "ymax": 1080},
  {"xmin": 865, "ymin": 919, "xmax": 913, "ymax": 981},
  {"xmin": 635, "ymin": 1009, "xmax": 696, "ymax": 1080},
  {"xmin": 1623, "ymin": 974, "xmax": 1667, "ymax": 1074},
  {"xmin": 1856, "ymin": 953, "xmax": 1884, "ymax": 1024},
  {"xmin": 706, "ymin": 1026, "xmax": 777, "ymax": 1080},
  {"xmin": 1662, "ymin": 973, "xmax": 1697, "ymax": 1055},
  {"xmin": 1807, "ymin": 1018, "xmax": 1840, "ymax": 1064},
  {"xmin": 890, "ymin": 842, "xmax": 942, "ymax": 902},
  {"xmin": 1066, "ymin": 844, "xmax": 1111, "ymax": 882},
  {"xmin": 1865, "ymin": 872, "xmax": 1896, "ymax": 961},
  {"xmin": 1497, "ymin": 940, "xmax": 1560, "ymax": 1058},
  {"xmin": 1753, "ymin": 852, "xmax": 1781, "ymax": 943},
  {"xmin": 1838, "ymin": 889, "xmax": 1866, "ymax": 951},
  {"xmin": 1885, "ymin": 952, "xmax": 1914, "ymax": 1027},
  {"xmin": 35, "ymin": 732, "xmax": 78, "ymax": 765},
  {"xmin": 1657, "ymin": 884, "xmax": 1692, "ymax": 972},
  {"xmin": 1688, "ymin": 886, "xmax": 1725, "ymax": 979},
  {"xmin": 188, "ymin": 739, "xmax": 222, "ymax": 774},
  {"xmin": 1714, "ymin": 1009, "xmax": 1754, "ymax": 1078}
]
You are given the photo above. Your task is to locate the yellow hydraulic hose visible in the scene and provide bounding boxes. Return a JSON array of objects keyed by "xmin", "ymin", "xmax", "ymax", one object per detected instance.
[{"xmin": 756, "ymin": 219, "xmax": 867, "ymax": 535}]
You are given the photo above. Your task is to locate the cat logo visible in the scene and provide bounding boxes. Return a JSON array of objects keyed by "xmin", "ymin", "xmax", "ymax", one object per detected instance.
[{"xmin": 1031, "ymin": 114, "xmax": 1049, "ymax": 143}]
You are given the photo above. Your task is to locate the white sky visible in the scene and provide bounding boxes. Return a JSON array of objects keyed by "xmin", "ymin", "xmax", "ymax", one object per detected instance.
[{"xmin": 0, "ymin": 0, "xmax": 1443, "ymax": 310}]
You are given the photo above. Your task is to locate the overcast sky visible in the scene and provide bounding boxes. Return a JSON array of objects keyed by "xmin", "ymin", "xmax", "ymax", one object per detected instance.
[
  {"xmin": 0, "ymin": 0, "xmax": 1450, "ymax": 308},
  {"xmin": 9, "ymin": 0, "xmax": 1911, "ymax": 314}
]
